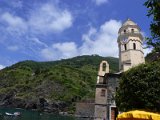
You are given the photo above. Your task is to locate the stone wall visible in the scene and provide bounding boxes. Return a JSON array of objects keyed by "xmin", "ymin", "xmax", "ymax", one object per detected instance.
[{"xmin": 75, "ymin": 100, "xmax": 95, "ymax": 119}]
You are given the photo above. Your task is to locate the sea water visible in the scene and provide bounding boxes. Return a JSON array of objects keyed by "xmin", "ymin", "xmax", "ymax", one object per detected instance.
[{"xmin": 0, "ymin": 108, "xmax": 76, "ymax": 120}]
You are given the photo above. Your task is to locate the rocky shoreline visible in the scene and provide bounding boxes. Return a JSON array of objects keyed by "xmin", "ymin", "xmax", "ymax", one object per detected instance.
[{"xmin": 0, "ymin": 92, "xmax": 70, "ymax": 114}]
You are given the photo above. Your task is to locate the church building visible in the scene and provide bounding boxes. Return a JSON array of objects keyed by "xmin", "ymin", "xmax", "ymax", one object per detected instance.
[{"xmin": 94, "ymin": 19, "xmax": 145, "ymax": 120}]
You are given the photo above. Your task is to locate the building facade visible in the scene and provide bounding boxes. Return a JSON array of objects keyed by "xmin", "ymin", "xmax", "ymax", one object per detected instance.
[
  {"xmin": 94, "ymin": 19, "xmax": 145, "ymax": 120},
  {"xmin": 94, "ymin": 61, "xmax": 109, "ymax": 120},
  {"xmin": 94, "ymin": 61, "xmax": 120, "ymax": 120}
]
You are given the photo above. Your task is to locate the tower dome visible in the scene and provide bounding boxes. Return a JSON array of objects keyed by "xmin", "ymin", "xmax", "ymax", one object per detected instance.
[
  {"xmin": 122, "ymin": 18, "xmax": 137, "ymax": 26},
  {"xmin": 118, "ymin": 18, "xmax": 142, "ymax": 39}
]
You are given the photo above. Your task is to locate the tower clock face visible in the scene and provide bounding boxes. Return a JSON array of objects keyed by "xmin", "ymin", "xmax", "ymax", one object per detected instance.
[{"xmin": 121, "ymin": 37, "xmax": 128, "ymax": 43}]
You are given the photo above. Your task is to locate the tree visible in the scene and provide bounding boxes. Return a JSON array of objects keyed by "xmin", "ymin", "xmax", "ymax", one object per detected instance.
[
  {"xmin": 116, "ymin": 60, "xmax": 160, "ymax": 112},
  {"xmin": 144, "ymin": 0, "xmax": 160, "ymax": 51}
]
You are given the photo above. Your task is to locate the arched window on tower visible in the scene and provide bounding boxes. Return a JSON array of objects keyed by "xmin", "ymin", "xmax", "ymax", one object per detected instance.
[
  {"xmin": 131, "ymin": 29, "xmax": 134, "ymax": 33},
  {"xmin": 124, "ymin": 44, "xmax": 127, "ymax": 50},
  {"xmin": 124, "ymin": 29, "xmax": 126, "ymax": 34},
  {"xmin": 102, "ymin": 63, "xmax": 106, "ymax": 71},
  {"xmin": 133, "ymin": 43, "xmax": 136, "ymax": 50}
]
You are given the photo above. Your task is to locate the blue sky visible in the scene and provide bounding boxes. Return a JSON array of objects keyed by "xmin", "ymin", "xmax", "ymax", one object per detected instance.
[{"xmin": 0, "ymin": 0, "xmax": 152, "ymax": 69}]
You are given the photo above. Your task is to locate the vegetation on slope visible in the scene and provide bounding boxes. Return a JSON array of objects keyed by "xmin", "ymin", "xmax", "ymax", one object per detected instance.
[{"xmin": 0, "ymin": 55, "xmax": 118, "ymax": 112}]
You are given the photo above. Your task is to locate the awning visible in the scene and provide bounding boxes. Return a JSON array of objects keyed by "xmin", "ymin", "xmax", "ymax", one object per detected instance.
[{"xmin": 117, "ymin": 110, "xmax": 160, "ymax": 120}]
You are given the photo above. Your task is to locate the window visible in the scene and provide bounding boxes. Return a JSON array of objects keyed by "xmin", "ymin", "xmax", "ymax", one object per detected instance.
[
  {"xmin": 124, "ymin": 44, "xmax": 127, "ymax": 50},
  {"xmin": 101, "ymin": 89, "xmax": 106, "ymax": 97},
  {"xmin": 133, "ymin": 43, "xmax": 136, "ymax": 50},
  {"xmin": 131, "ymin": 29, "xmax": 134, "ymax": 33},
  {"xmin": 102, "ymin": 63, "xmax": 106, "ymax": 71},
  {"xmin": 99, "ymin": 77, "xmax": 103, "ymax": 84},
  {"xmin": 124, "ymin": 29, "xmax": 126, "ymax": 33}
]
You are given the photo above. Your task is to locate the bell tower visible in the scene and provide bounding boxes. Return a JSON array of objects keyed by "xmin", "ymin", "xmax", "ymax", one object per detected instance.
[
  {"xmin": 94, "ymin": 61, "xmax": 109, "ymax": 120},
  {"xmin": 117, "ymin": 18, "xmax": 145, "ymax": 72}
]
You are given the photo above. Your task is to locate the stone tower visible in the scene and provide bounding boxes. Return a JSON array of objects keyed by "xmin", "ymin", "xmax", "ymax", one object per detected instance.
[
  {"xmin": 117, "ymin": 18, "xmax": 145, "ymax": 72},
  {"xmin": 94, "ymin": 61, "xmax": 109, "ymax": 120}
]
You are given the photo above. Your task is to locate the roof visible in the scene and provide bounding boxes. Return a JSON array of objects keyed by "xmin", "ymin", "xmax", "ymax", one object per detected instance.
[
  {"xmin": 118, "ymin": 18, "xmax": 141, "ymax": 33},
  {"xmin": 122, "ymin": 18, "xmax": 137, "ymax": 26},
  {"xmin": 117, "ymin": 110, "xmax": 160, "ymax": 120},
  {"xmin": 104, "ymin": 72, "xmax": 122, "ymax": 78}
]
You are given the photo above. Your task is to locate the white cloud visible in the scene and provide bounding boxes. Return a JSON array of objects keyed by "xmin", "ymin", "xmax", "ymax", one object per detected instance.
[
  {"xmin": 31, "ymin": 38, "xmax": 48, "ymax": 47},
  {"xmin": 143, "ymin": 48, "xmax": 152, "ymax": 56},
  {"xmin": 0, "ymin": 2, "xmax": 73, "ymax": 57},
  {"xmin": 1, "ymin": 12, "xmax": 27, "ymax": 32},
  {"xmin": 7, "ymin": 45, "xmax": 19, "ymax": 51},
  {"xmin": 29, "ymin": 3, "xmax": 73, "ymax": 33},
  {"xmin": 94, "ymin": 0, "xmax": 108, "ymax": 6},
  {"xmin": 41, "ymin": 42, "xmax": 78, "ymax": 60},
  {"xmin": 41, "ymin": 19, "xmax": 122, "ymax": 60},
  {"xmin": 0, "ymin": 65, "xmax": 5, "ymax": 70},
  {"xmin": 0, "ymin": 3, "xmax": 73, "ymax": 34},
  {"xmin": 80, "ymin": 19, "xmax": 122, "ymax": 57},
  {"xmin": 41, "ymin": 48, "xmax": 55, "ymax": 60},
  {"xmin": 142, "ymin": 38, "xmax": 152, "ymax": 56}
]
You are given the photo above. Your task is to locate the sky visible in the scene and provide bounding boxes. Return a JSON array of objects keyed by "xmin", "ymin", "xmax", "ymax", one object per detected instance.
[{"xmin": 0, "ymin": 0, "xmax": 152, "ymax": 69}]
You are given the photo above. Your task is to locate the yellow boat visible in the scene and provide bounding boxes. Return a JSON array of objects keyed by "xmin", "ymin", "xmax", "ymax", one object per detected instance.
[{"xmin": 117, "ymin": 110, "xmax": 160, "ymax": 120}]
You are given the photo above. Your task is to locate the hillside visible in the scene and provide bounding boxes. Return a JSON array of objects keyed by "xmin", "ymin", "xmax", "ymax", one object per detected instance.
[{"xmin": 0, "ymin": 55, "xmax": 118, "ymax": 113}]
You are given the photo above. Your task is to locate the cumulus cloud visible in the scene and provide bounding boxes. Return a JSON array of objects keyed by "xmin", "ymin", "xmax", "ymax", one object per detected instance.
[
  {"xmin": 1, "ymin": 4, "xmax": 73, "ymax": 34},
  {"xmin": 0, "ymin": 2, "xmax": 73, "ymax": 59},
  {"xmin": 41, "ymin": 19, "xmax": 122, "ymax": 60},
  {"xmin": 80, "ymin": 19, "xmax": 122, "ymax": 57},
  {"xmin": 41, "ymin": 42, "xmax": 78, "ymax": 60},
  {"xmin": 1, "ymin": 12, "xmax": 27, "ymax": 32},
  {"xmin": 94, "ymin": 0, "xmax": 108, "ymax": 6},
  {"xmin": 29, "ymin": 3, "xmax": 73, "ymax": 33},
  {"xmin": 0, "ymin": 65, "xmax": 5, "ymax": 70}
]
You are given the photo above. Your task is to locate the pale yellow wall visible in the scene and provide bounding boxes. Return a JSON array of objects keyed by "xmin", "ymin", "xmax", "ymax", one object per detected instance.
[
  {"xmin": 123, "ymin": 64, "xmax": 132, "ymax": 71},
  {"xmin": 130, "ymin": 51, "xmax": 145, "ymax": 66},
  {"xmin": 95, "ymin": 88, "xmax": 107, "ymax": 104},
  {"xmin": 120, "ymin": 51, "xmax": 130, "ymax": 62},
  {"xmin": 98, "ymin": 61, "xmax": 109, "ymax": 76}
]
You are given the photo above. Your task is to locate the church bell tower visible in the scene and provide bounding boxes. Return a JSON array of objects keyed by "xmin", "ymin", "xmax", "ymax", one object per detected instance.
[
  {"xmin": 94, "ymin": 61, "xmax": 109, "ymax": 120},
  {"xmin": 118, "ymin": 19, "xmax": 145, "ymax": 72}
]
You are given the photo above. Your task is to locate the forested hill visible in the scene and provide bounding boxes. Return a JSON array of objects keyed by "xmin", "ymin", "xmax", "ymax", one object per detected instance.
[{"xmin": 0, "ymin": 55, "xmax": 118, "ymax": 113}]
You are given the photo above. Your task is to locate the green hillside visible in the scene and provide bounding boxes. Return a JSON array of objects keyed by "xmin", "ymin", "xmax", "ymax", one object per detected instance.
[{"xmin": 0, "ymin": 55, "xmax": 118, "ymax": 113}]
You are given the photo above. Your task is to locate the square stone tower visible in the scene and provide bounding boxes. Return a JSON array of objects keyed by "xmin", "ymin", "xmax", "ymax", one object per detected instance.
[{"xmin": 94, "ymin": 61, "xmax": 109, "ymax": 120}]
